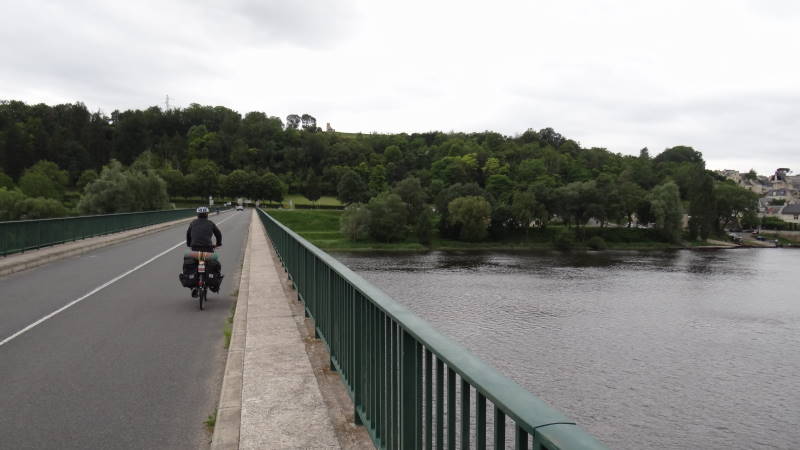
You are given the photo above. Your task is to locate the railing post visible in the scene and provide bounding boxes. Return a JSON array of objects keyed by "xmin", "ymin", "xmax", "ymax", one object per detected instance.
[{"xmin": 400, "ymin": 328, "xmax": 420, "ymax": 450}]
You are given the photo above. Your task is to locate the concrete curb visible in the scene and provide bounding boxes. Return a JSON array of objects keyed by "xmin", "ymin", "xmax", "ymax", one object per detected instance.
[
  {"xmin": 210, "ymin": 213, "xmax": 252, "ymax": 450},
  {"xmin": 0, "ymin": 215, "xmax": 197, "ymax": 278}
]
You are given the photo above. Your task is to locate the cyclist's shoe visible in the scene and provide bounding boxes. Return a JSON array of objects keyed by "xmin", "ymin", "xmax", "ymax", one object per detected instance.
[{"xmin": 191, "ymin": 288, "xmax": 198, "ymax": 298}]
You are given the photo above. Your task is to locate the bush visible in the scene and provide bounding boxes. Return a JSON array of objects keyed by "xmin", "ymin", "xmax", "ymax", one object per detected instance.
[
  {"xmin": 339, "ymin": 204, "xmax": 371, "ymax": 241},
  {"xmin": 78, "ymin": 160, "xmax": 170, "ymax": 214},
  {"xmin": 0, "ymin": 188, "xmax": 69, "ymax": 220},
  {"xmin": 554, "ymin": 229, "xmax": 575, "ymax": 250},
  {"xmin": 586, "ymin": 236, "xmax": 608, "ymax": 250}
]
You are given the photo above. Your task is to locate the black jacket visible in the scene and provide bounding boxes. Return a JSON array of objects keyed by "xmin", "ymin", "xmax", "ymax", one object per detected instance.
[{"xmin": 186, "ymin": 218, "xmax": 222, "ymax": 249}]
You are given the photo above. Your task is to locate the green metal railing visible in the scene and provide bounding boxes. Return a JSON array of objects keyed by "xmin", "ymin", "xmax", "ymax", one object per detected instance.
[
  {"xmin": 258, "ymin": 209, "xmax": 607, "ymax": 450},
  {"xmin": 0, "ymin": 209, "xmax": 197, "ymax": 257}
]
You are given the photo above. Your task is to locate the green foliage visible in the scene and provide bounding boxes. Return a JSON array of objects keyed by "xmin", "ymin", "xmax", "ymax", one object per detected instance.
[
  {"xmin": 414, "ymin": 205, "xmax": 438, "ymax": 245},
  {"xmin": 511, "ymin": 190, "xmax": 541, "ymax": 232},
  {"xmin": 448, "ymin": 196, "xmax": 492, "ymax": 241},
  {"xmin": 18, "ymin": 160, "xmax": 69, "ymax": 200},
  {"xmin": 648, "ymin": 181, "xmax": 684, "ymax": 242},
  {"xmin": 2, "ymin": 100, "xmax": 761, "ymax": 246},
  {"xmin": 257, "ymin": 172, "xmax": 287, "ymax": 204},
  {"xmin": 553, "ymin": 228, "xmax": 576, "ymax": 250},
  {"xmin": 760, "ymin": 216, "xmax": 798, "ymax": 231},
  {"xmin": 366, "ymin": 192, "xmax": 408, "ymax": 242},
  {"xmin": 77, "ymin": 160, "xmax": 169, "ymax": 214},
  {"xmin": 586, "ymin": 236, "xmax": 608, "ymax": 250},
  {"xmin": 187, "ymin": 159, "xmax": 220, "ymax": 199},
  {"xmin": 340, "ymin": 203, "xmax": 371, "ymax": 241},
  {"xmin": 435, "ymin": 183, "xmax": 491, "ymax": 238},
  {"xmin": 714, "ymin": 181, "xmax": 758, "ymax": 230},
  {"xmin": 0, "ymin": 171, "xmax": 14, "ymax": 189},
  {"xmin": 76, "ymin": 169, "xmax": 98, "ymax": 191},
  {"xmin": 223, "ymin": 169, "xmax": 256, "ymax": 199},
  {"xmin": 0, "ymin": 187, "xmax": 69, "ymax": 220},
  {"xmin": 301, "ymin": 174, "xmax": 323, "ymax": 204},
  {"xmin": 337, "ymin": 169, "xmax": 368, "ymax": 205},
  {"xmin": 392, "ymin": 176, "xmax": 427, "ymax": 223},
  {"xmin": 485, "ymin": 174, "xmax": 514, "ymax": 203}
]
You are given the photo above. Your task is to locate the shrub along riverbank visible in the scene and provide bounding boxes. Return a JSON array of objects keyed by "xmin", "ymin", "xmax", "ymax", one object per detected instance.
[{"xmin": 266, "ymin": 209, "xmax": 683, "ymax": 251}]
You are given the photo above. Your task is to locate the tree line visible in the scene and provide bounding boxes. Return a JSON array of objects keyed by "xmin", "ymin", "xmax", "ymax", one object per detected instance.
[{"xmin": 0, "ymin": 100, "xmax": 763, "ymax": 245}]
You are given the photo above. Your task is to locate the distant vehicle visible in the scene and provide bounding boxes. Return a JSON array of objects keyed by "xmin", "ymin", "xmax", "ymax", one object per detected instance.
[
  {"xmin": 236, "ymin": 205, "xmax": 244, "ymax": 211},
  {"xmin": 756, "ymin": 235, "xmax": 766, "ymax": 241}
]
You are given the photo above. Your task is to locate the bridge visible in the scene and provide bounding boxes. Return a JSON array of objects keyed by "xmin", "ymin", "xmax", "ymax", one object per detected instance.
[{"xmin": 0, "ymin": 209, "xmax": 607, "ymax": 449}]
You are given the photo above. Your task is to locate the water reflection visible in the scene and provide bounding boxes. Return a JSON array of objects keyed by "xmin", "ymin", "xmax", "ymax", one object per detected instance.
[{"xmin": 331, "ymin": 248, "xmax": 798, "ymax": 450}]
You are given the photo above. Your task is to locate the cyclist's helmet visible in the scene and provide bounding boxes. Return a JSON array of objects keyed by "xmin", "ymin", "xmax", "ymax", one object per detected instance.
[{"xmin": 196, "ymin": 206, "xmax": 210, "ymax": 214}]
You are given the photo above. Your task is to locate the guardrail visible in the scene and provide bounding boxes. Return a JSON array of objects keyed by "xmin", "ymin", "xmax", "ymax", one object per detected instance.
[
  {"xmin": 257, "ymin": 208, "xmax": 607, "ymax": 450},
  {"xmin": 0, "ymin": 208, "xmax": 197, "ymax": 257}
]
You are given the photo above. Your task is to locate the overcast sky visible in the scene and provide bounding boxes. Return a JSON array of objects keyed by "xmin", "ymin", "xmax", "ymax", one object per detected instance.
[{"xmin": 2, "ymin": 0, "xmax": 798, "ymax": 175}]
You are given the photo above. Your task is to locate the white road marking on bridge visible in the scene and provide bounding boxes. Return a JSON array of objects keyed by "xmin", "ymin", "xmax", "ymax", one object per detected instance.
[{"xmin": 0, "ymin": 212, "xmax": 240, "ymax": 348}]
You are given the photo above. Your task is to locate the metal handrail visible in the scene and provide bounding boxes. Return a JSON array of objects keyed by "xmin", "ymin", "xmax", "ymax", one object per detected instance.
[
  {"xmin": 258, "ymin": 208, "xmax": 608, "ymax": 449},
  {"xmin": 0, "ymin": 208, "xmax": 197, "ymax": 256}
]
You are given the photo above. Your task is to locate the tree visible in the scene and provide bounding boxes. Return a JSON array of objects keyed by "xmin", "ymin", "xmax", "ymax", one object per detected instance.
[
  {"xmin": 187, "ymin": 159, "xmax": 220, "ymax": 199},
  {"xmin": 0, "ymin": 188, "xmax": 68, "ymax": 220},
  {"xmin": 159, "ymin": 167, "xmax": 187, "ymax": 198},
  {"xmin": 554, "ymin": 181, "xmax": 601, "ymax": 228},
  {"xmin": 301, "ymin": 173, "xmax": 323, "ymax": 206},
  {"xmin": 18, "ymin": 160, "xmax": 69, "ymax": 200},
  {"xmin": 223, "ymin": 169, "xmax": 256, "ymax": 199},
  {"xmin": 415, "ymin": 205, "xmax": 438, "ymax": 245},
  {"xmin": 714, "ymin": 181, "xmax": 758, "ymax": 231},
  {"xmin": 392, "ymin": 176, "xmax": 427, "ymax": 222},
  {"xmin": 76, "ymin": 169, "xmax": 98, "ymax": 191},
  {"xmin": 0, "ymin": 171, "xmax": 14, "ymax": 189},
  {"xmin": 301, "ymin": 114, "xmax": 317, "ymax": 131},
  {"xmin": 258, "ymin": 172, "xmax": 287, "ymax": 205},
  {"xmin": 448, "ymin": 196, "xmax": 492, "ymax": 241},
  {"xmin": 617, "ymin": 180, "xmax": 645, "ymax": 227},
  {"xmin": 368, "ymin": 165, "xmax": 388, "ymax": 198},
  {"xmin": 485, "ymin": 174, "xmax": 514, "ymax": 204},
  {"xmin": 511, "ymin": 190, "xmax": 539, "ymax": 235},
  {"xmin": 286, "ymin": 114, "xmax": 301, "ymax": 130},
  {"xmin": 337, "ymin": 170, "xmax": 369, "ymax": 205},
  {"xmin": 340, "ymin": 203, "xmax": 371, "ymax": 240},
  {"xmin": 435, "ymin": 182, "xmax": 492, "ymax": 239},
  {"xmin": 648, "ymin": 181, "xmax": 684, "ymax": 242},
  {"xmin": 77, "ymin": 160, "xmax": 169, "ymax": 214},
  {"xmin": 366, "ymin": 192, "xmax": 408, "ymax": 242}
]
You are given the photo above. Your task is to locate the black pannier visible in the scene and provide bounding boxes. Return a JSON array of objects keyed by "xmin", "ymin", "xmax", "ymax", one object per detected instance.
[
  {"xmin": 179, "ymin": 256, "xmax": 198, "ymax": 287},
  {"xmin": 178, "ymin": 256, "xmax": 223, "ymax": 290},
  {"xmin": 205, "ymin": 258, "xmax": 223, "ymax": 292}
]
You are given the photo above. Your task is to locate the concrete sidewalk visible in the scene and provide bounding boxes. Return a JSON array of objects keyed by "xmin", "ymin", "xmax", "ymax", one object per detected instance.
[{"xmin": 212, "ymin": 211, "xmax": 371, "ymax": 449}]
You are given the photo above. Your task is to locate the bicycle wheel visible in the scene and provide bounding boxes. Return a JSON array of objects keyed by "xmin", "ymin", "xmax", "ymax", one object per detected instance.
[{"xmin": 199, "ymin": 288, "xmax": 206, "ymax": 310}]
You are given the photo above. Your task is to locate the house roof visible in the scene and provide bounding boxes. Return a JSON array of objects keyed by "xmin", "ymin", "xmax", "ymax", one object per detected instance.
[{"xmin": 782, "ymin": 204, "xmax": 800, "ymax": 215}]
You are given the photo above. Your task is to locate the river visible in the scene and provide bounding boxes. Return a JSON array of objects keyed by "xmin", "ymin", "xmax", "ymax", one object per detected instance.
[{"xmin": 330, "ymin": 248, "xmax": 799, "ymax": 449}]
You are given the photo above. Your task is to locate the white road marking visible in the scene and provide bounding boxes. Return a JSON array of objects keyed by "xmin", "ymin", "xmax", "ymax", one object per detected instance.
[{"xmin": 0, "ymin": 212, "xmax": 240, "ymax": 348}]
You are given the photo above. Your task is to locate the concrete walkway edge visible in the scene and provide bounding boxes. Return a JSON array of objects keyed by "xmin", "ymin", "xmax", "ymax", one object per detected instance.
[{"xmin": 210, "ymin": 214, "xmax": 251, "ymax": 450}]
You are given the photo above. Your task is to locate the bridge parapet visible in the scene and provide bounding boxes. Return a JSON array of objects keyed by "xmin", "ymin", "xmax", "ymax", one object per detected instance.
[
  {"xmin": 258, "ymin": 208, "xmax": 608, "ymax": 450},
  {"xmin": 0, "ymin": 208, "xmax": 199, "ymax": 256}
]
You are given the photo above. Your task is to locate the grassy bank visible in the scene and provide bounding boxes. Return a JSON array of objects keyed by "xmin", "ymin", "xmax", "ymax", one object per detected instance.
[{"xmin": 265, "ymin": 209, "xmax": 682, "ymax": 252}]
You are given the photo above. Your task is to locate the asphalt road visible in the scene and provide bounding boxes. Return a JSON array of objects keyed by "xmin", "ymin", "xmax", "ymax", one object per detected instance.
[{"xmin": 0, "ymin": 209, "xmax": 251, "ymax": 450}]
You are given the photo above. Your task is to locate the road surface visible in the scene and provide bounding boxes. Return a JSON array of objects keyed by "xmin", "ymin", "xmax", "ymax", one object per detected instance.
[{"xmin": 0, "ymin": 209, "xmax": 251, "ymax": 449}]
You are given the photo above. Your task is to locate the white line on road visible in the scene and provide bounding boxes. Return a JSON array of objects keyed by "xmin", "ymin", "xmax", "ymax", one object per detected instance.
[{"xmin": 0, "ymin": 212, "xmax": 240, "ymax": 348}]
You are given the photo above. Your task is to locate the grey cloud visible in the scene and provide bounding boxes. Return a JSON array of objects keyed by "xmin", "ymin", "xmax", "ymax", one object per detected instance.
[{"xmin": 201, "ymin": 0, "xmax": 361, "ymax": 49}]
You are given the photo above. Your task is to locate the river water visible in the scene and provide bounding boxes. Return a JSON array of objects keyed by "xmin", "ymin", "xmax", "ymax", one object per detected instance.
[{"xmin": 331, "ymin": 248, "xmax": 799, "ymax": 449}]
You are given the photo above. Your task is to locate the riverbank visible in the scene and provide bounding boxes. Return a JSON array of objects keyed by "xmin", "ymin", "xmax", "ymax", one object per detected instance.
[{"xmin": 265, "ymin": 209, "xmax": 754, "ymax": 252}]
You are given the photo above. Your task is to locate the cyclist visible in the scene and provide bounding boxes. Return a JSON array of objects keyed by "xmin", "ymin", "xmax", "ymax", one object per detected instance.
[{"xmin": 186, "ymin": 206, "xmax": 223, "ymax": 296}]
